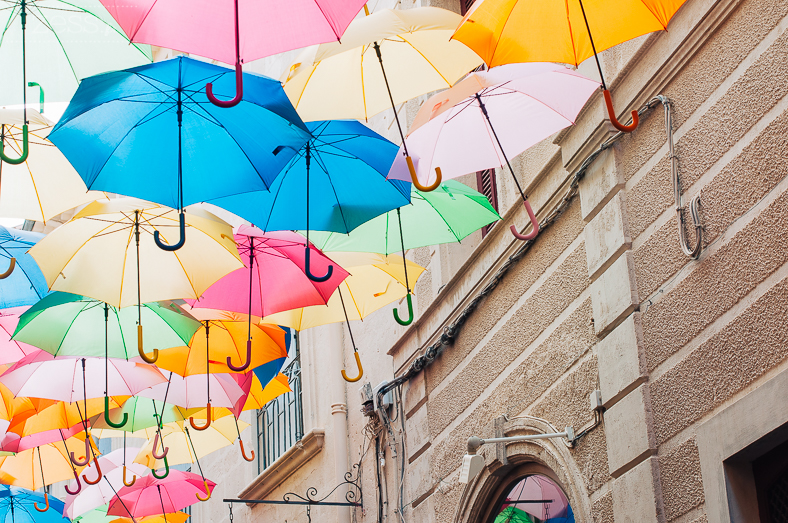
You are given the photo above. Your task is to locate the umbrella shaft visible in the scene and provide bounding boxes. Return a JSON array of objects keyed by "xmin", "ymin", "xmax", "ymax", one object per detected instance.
[
  {"xmin": 576, "ymin": 0, "xmax": 607, "ymax": 90},
  {"xmin": 373, "ymin": 42, "xmax": 409, "ymax": 156}
]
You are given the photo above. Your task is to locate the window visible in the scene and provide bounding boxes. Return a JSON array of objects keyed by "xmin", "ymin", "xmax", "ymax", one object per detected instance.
[
  {"xmin": 488, "ymin": 474, "xmax": 575, "ymax": 523},
  {"xmin": 257, "ymin": 331, "xmax": 304, "ymax": 472},
  {"xmin": 476, "ymin": 168, "xmax": 499, "ymax": 237},
  {"xmin": 460, "ymin": 0, "xmax": 476, "ymax": 15}
]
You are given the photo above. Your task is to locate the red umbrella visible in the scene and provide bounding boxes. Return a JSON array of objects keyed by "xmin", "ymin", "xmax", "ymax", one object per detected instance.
[{"xmin": 107, "ymin": 470, "xmax": 216, "ymax": 518}]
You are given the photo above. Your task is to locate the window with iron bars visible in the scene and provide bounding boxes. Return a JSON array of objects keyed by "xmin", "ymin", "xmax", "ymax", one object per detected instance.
[
  {"xmin": 476, "ymin": 168, "xmax": 499, "ymax": 237},
  {"xmin": 256, "ymin": 331, "xmax": 304, "ymax": 473}
]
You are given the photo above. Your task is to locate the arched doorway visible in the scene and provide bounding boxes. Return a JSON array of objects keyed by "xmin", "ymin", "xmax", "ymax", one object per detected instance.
[{"xmin": 487, "ymin": 474, "xmax": 575, "ymax": 523}]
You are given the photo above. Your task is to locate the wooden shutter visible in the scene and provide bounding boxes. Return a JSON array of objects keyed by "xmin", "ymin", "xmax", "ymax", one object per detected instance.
[
  {"xmin": 460, "ymin": 0, "xmax": 475, "ymax": 15},
  {"xmin": 476, "ymin": 168, "xmax": 498, "ymax": 237}
]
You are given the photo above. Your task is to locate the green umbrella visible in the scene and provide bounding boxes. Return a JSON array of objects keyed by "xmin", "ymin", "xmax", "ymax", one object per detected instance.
[
  {"xmin": 494, "ymin": 506, "xmax": 536, "ymax": 523},
  {"xmin": 90, "ymin": 398, "xmax": 185, "ymax": 437},
  {"xmin": 12, "ymin": 292, "xmax": 201, "ymax": 359},
  {"xmin": 73, "ymin": 506, "xmax": 116, "ymax": 523}
]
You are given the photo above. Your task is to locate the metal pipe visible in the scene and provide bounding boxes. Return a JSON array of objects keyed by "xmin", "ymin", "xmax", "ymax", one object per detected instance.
[{"xmin": 467, "ymin": 428, "xmax": 574, "ymax": 454}]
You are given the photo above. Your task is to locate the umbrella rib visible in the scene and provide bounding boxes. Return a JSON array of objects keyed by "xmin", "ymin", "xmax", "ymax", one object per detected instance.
[
  {"xmin": 113, "ymin": 306, "xmax": 131, "ymax": 360},
  {"xmin": 309, "ymin": 146, "xmax": 352, "ymax": 232},
  {"xmin": 117, "ymin": 215, "xmax": 136, "ymax": 308},
  {"xmin": 53, "ymin": 299, "xmax": 94, "ymax": 357},
  {"xmin": 397, "ymin": 35, "xmax": 453, "ymax": 88},
  {"xmin": 27, "ymin": 5, "xmax": 80, "ymax": 82}
]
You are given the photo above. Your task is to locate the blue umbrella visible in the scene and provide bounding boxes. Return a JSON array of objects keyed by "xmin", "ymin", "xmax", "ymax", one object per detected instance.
[
  {"xmin": 0, "ymin": 225, "xmax": 49, "ymax": 309},
  {"xmin": 49, "ymin": 56, "xmax": 310, "ymax": 251},
  {"xmin": 0, "ymin": 484, "xmax": 68, "ymax": 522}
]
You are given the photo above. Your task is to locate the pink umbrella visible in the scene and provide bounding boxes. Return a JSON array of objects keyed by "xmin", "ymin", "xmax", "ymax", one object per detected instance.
[
  {"xmin": 0, "ymin": 308, "xmax": 40, "ymax": 364},
  {"xmin": 0, "ymin": 422, "xmax": 83, "ymax": 454},
  {"xmin": 186, "ymin": 228, "xmax": 348, "ymax": 371},
  {"xmin": 502, "ymin": 475, "xmax": 569, "ymax": 520},
  {"xmin": 135, "ymin": 372, "xmax": 246, "ymax": 409},
  {"xmin": 390, "ymin": 63, "xmax": 599, "ymax": 241},
  {"xmin": 100, "ymin": 0, "xmax": 367, "ymax": 107},
  {"xmin": 107, "ymin": 469, "xmax": 216, "ymax": 518}
]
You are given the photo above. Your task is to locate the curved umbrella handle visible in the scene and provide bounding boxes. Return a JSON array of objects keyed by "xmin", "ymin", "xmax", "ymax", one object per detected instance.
[
  {"xmin": 33, "ymin": 491, "xmax": 49, "ymax": 512},
  {"xmin": 104, "ymin": 396, "xmax": 128, "ymax": 428},
  {"xmin": 603, "ymin": 89, "xmax": 638, "ymax": 133},
  {"xmin": 65, "ymin": 471, "xmax": 82, "ymax": 495},
  {"xmin": 123, "ymin": 465, "xmax": 137, "ymax": 487},
  {"xmin": 227, "ymin": 340, "xmax": 252, "ymax": 372},
  {"xmin": 28, "ymin": 82, "xmax": 44, "ymax": 114},
  {"xmin": 82, "ymin": 456, "xmax": 103, "ymax": 485},
  {"xmin": 154, "ymin": 212, "xmax": 186, "ymax": 251},
  {"xmin": 196, "ymin": 479, "xmax": 212, "ymax": 502},
  {"xmin": 304, "ymin": 246, "xmax": 333, "ymax": 282},
  {"xmin": 0, "ymin": 258, "xmax": 15, "ymax": 279},
  {"xmin": 239, "ymin": 439, "xmax": 255, "ymax": 462},
  {"xmin": 151, "ymin": 432, "xmax": 169, "ymax": 460},
  {"xmin": 0, "ymin": 124, "xmax": 28, "ymax": 165},
  {"xmin": 510, "ymin": 200, "xmax": 540, "ymax": 241},
  {"xmin": 189, "ymin": 403, "xmax": 212, "ymax": 431},
  {"xmin": 206, "ymin": 62, "xmax": 244, "ymax": 108},
  {"xmin": 341, "ymin": 351, "xmax": 364, "ymax": 383},
  {"xmin": 138, "ymin": 325, "xmax": 159, "ymax": 364},
  {"xmin": 151, "ymin": 455, "xmax": 169, "ymax": 479},
  {"xmin": 406, "ymin": 156, "xmax": 441, "ymax": 192},
  {"xmin": 70, "ymin": 438, "xmax": 91, "ymax": 467},
  {"xmin": 393, "ymin": 294, "xmax": 414, "ymax": 326}
]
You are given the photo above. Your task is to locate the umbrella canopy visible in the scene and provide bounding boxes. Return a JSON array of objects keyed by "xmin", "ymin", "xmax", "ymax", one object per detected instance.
[
  {"xmin": 234, "ymin": 372, "xmax": 291, "ymax": 413},
  {"xmin": 13, "ymin": 293, "xmax": 201, "ymax": 360},
  {"xmin": 494, "ymin": 506, "xmax": 535, "ymax": 523},
  {"xmin": 282, "ymin": 7, "xmax": 483, "ymax": 121},
  {"xmin": 49, "ymin": 56, "xmax": 310, "ymax": 211},
  {"xmin": 7, "ymin": 397, "xmax": 123, "ymax": 438},
  {"xmin": 90, "ymin": 398, "xmax": 185, "ymax": 437},
  {"xmin": 107, "ymin": 470, "xmax": 215, "ymax": 518},
  {"xmin": 0, "ymin": 0, "xmax": 152, "ymax": 106},
  {"xmin": 0, "ymin": 431, "xmax": 96, "ymax": 489},
  {"xmin": 113, "ymin": 513, "xmax": 190, "ymax": 523},
  {"xmin": 0, "ymin": 225, "xmax": 49, "ymax": 309},
  {"xmin": 28, "ymin": 199, "xmax": 242, "ymax": 308},
  {"xmin": 135, "ymin": 372, "xmax": 246, "ymax": 409},
  {"xmin": 308, "ymin": 180, "xmax": 500, "ymax": 254},
  {"xmin": 264, "ymin": 252, "xmax": 425, "ymax": 330},
  {"xmin": 502, "ymin": 475, "xmax": 570, "ymax": 520},
  {"xmin": 0, "ymin": 485, "xmax": 68, "ymax": 523},
  {"xmin": 0, "ymin": 421, "xmax": 83, "ymax": 454},
  {"xmin": 0, "ymin": 108, "xmax": 104, "ymax": 223},
  {"xmin": 208, "ymin": 120, "xmax": 411, "ymax": 233},
  {"xmin": 0, "ymin": 308, "xmax": 39, "ymax": 364}
]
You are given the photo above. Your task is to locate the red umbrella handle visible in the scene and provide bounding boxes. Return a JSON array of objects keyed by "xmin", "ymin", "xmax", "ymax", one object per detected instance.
[
  {"xmin": 206, "ymin": 0, "xmax": 243, "ymax": 108},
  {"xmin": 239, "ymin": 439, "xmax": 255, "ymax": 462},
  {"xmin": 189, "ymin": 403, "xmax": 212, "ymax": 431},
  {"xmin": 83, "ymin": 456, "xmax": 103, "ymax": 485},
  {"xmin": 33, "ymin": 491, "xmax": 49, "ymax": 512},
  {"xmin": 603, "ymin": 89, "xmax": 638, "ymax": 133}
]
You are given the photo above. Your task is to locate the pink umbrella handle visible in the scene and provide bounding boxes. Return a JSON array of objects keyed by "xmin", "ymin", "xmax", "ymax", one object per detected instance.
[
  {"xmin": 65, "ymin": 471, "xmax": 82, "ymax": 495},
  {"xmin": 70, "ymin": 438, "xmax": 91, "ymax": 467},
  {"xmin": 227, "ymin": 340, "xmax": 252, "ymax": 372},
  {"xmin": 189, "ymin": 403, "xmax": 212, "ymax": 431},
  {"xmin": 510, "ymin": 200, "xmax": 540, "ymax": 241},
  {"xmin": 152, "ymin": 432, "xmax": 169, "ymax": 460},
  {"xmin": 406, "ymin": 156, "xmax": 441, "ymax": 192},
  {"xmin": 206, "ymin": 0, "xmax": 243, "ymax": 108},
  {"xmin": 603, "ymin": 89, "xmax": 638, "ymax": 133},
  {"xmin": 0, "ymin": 258, "xmax": 15, "ymax": 279}
]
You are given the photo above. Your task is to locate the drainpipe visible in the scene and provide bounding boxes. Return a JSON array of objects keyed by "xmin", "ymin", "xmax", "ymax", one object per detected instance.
[{"xmin": 329, "ymin": 322, "xmax": 351, "ymax": 523}]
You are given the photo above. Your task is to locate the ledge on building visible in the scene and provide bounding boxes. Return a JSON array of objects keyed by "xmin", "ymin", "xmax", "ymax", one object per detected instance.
[{"xmin": 238, "ymin": 428, "xmax": 325, "ymax": 506}]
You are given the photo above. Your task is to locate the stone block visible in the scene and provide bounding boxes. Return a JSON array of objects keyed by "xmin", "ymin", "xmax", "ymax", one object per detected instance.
[
  {"xmin": 403, "ymin": 370, "xmax": 427, "ymax": 418},
  {"xmin": 411, "ymin": 494, "xmax": 436, "ymax": 523},
  {"xmin": 405, "ymin": 449, "xmax": 432, "ymax": 506},
  {"xmin": 596, "ymin": 313, "xmax": 646, "ymax": 407},
  {"xmin": 611, "ymin": 457, "xmax": 662, "ymax": 523},
  {"xmin": 590, "ymin": 251, "xmax": 639, "ymax": 335},
  {"xmin": 584, "ymin": 192, "xmax": 632, "ymax": 281},
  {"xmin": 406, "ymin": 402, "xmax": 431, "ymax": 463},
  {"xmin": 578, "ymin": 147, "xmax": 623, "ymax": 222},
  {"xmin": 604, "ymin": 385, "xmax": 655, "ymax": 477}
]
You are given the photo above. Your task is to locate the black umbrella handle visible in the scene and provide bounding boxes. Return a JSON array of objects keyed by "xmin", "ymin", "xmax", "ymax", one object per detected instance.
[{"xmin": 154, "ymin": 212, "xmax": 186, "ymax": 251}]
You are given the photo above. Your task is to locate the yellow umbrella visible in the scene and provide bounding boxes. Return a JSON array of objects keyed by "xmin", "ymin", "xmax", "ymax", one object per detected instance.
[
  {"xmin": 452, "ymin": 0, "xmax": 688, "ymax": 132},
  {"xmin": 28, "ymin": 198, "xmax": 243, "ymax": 363},
  {"xmin": 283, "ymin": 6, "xmax": 482, "ymax": 191},
  {"xmin": 8, "ymin": 397, "xmax": 125, "ymax": 438},
  {"xmin": 0, "ymin": 432, "xmax": 97, "ymax": 490},
  {"xmin": 0, "ymin": 108, "xmax": 105, "ymax": 223}
]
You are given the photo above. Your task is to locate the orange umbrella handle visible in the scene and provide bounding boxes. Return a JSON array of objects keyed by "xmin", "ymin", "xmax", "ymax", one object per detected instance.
[
  {"xmin": 189, "ymin": 403, "xmax": 212, "ymax": 431},
  {"xmin": 0, "ymin": 258, "xmax": 15, "ymax": 279},
  {"xmin": 138, "ymin": 325, "xmax": 159, "ymax": 363},
  {"xmin": 510, "ymin": 200, "xmax": 540, "ymax": 241},
  {"xmin": 341, "ymin": 351, "xmax": 364, "ymax": 383},
  {"xmin": 196, "ymin": 479, "xmax": 212, "ymax": 502},
  {"xmin": 123, "ymin": 465, "xmax": 137, "ymax": 487},
  {"xmin": 65, "ymin": 470, "xmax": 82, "ymax": 495},
  {"xmin": 406, "ymin": 156, "xmax": 441, "ymax": 192},
  {"xmin": 152, "ymin": 432, "xmax": 169, "ymax": 460},
  {"xmin": 603, "ymin": 89, "xmax": 638, "ymax": 133},
  {"xmin": 239, "ymin": 439, "xmax": 255, "ymax": 462},
  {"xmin": 33, "ymin": 491, "xmax": 49, "ymax": 512},
  {"xmin": 83, "ymin": 456, "xmax": 103, "ymax": 485}
]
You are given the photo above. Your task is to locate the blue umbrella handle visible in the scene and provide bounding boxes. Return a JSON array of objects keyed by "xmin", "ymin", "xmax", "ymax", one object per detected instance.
[
  {"xmin": 227, "ymin": 340, "xmax": 252, "ymax": 372},
  {"xmin": 151, "ymin": 455, "xmax": 169, "ymax": 479},
  {"xmin": 510, "ymin": 200, "xmax": 540, "ymax": 241},
  {"xmin": 0, "ymin": 124, "xmax": 29, "ymax": 165},
  {"xmin": 0, "ymin": 258, "xmax": 15, "ymax": 279},
  {"xmin": 33, "ymin": 491, "xmax": 49, "ymax": 512},
  {"xmin": 304, "ymin": 246, "xmax": 333, "ymax": 282},
  {"xmin": 65, "ymin": 471, "xmax": 82, "ymax": 495},
  {"xmin": 207, "ymin": 62, "xmax": 243, "ymax": 108},
  {"xmin": 28, "ymin": 82, "xmax": 44, "ymax": 114},
  {"xmin": 406, "ymin": 156, "xmax": 441, "ymax": 192},
  {"xmin": 104, "ymin": 395, "xmax": 128, "ymax": 429},
  {"xmin": 154, "ymin": 212, "xmax": 186, "ymax": 251},
  {"xmin": 393, "ymin": 294, "xmax": 414, "ymax": 326}
]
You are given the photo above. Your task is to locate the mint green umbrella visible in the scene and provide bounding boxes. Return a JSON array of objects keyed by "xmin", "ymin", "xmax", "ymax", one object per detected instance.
[
  {"xmin": 90, "ymin": 397, "xmax": 185, "ymax": 436},
  {"xmin": 494, "ymin": 506, "xmax": 536, "ymax": 523},
  {"xmin": 12, "ymin": 292, "xmax": 201, "ymax": 360}
]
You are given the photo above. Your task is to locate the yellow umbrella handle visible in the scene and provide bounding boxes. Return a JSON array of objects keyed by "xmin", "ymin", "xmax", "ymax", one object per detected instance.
[
  {"xmin": 406, "ymin": 156, "xmax": 441, "ymax": 192},
  {"xmin": 189, "ymin": 403, "xmax": 212, "ymax": 431},
  {"xmin": 239, "ymin": 439, "xmax": 255, "ymax": 462},
  {"xmin": 33, "ymin": 491, "xmax": 49, "ymax": 512},
  {"xmin": 123, "ymin": 465, "xmax": 137, "ymax": 487},
  {"xmin": 83, "ymin": 456, "xmax": 103, "ymax": 485},
  {"xmin": 341, "ymin": 351, "xmax": 364, "ymax": 383},
  {"xmin": 0, "ymin": 258, "xmax": 15, "ymax": 279},
  {"xmin": 196, "ymin": 479, "xmax": 212, "ymax": 502},
  {"xmin": 138, "ymin": 325, "xmax": 159, "ymax": 363},
  {"xmin": 603, "ymin": 89, "xmax": 638, "ymax": 133}
]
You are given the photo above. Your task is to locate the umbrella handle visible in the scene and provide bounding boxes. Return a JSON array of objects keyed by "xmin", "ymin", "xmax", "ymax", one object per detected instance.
[
  {"xmin": 206, "ymin": 61, "xmax": 244, "ymax": 108},
  {"xmin": 603, "ymin": 89, "xmax": 638, "ymax": 133},
  {"xmin": 151, "ymin": 432, "xmax": 169, "ymax": 460},
  {"xmin": 341, "ymin": 351, "xmax": 364, "ymax": 382},
  {"xmin": 510, "ymin": 200, "xmax": 540, "ymax": 241},
  {"xmin": 104, "ymin": 396, "xmax": 128, "ymax": 428},
  {"xmin": 33, "ymin": 491, "xmax": 49, "ymax": 512},
  {"xmin": 151, "ymin": 455, "xmax": 169, "ymax": 479},
  {"xmin": 239, "ymin": 439, "xmax": 255, "ymax": 462},
  {"xmin": 154, "ymin": 212, "xmax": 186, "ymax": 251},
  {"xmin": 83, "ymin": 456, "xmax": 103, "ymax": 485},
  {"xmin": 393, "ymin": 294, "xmax": 414, "ymax": 326},
  {"xmin": 138, "ymin": 325, "xmax": 159, "ymax": 364},
  {"xmin": 123, "ymin": 465, "xmax": 137, "ymax": 487},
  {"xmin": 227, "ymin": 340, "xmax": 252, "ymax": 372},
  {"xmin": 196, "ymin": 479, "xmax": 212, "ymax": 502},
  {"xmin": 65, "ymin": 471, "xmax": 82, "ymax": 495},
  {"xmin": 70, "ymin": 438, "xmax": 91, "ymax": 467},
  {"xmin": 189, "ymin": 403, "xmax": 212, "ymax": 431},
  {"xmin": 28, "ymin": 82, "xmax": 44, "ymax": 114},
  {"xmin": 0, "ymin": 124, "xmax": 29, "ymax": 165},
  {"xmin": 406, "ymin": 156, "xmax": 441, "ymax": 192},
  {"xmin": 0, "ymin": 258, "xmax": 15, "ymax": 279},
  {"xmin": 304, "ymin": 246, "xmax": 333, "ymax": 282}
]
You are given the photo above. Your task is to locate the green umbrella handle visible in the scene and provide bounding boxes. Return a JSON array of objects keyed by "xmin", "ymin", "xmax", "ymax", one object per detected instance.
[
  {"xmin": 104, "ymin": 395, "xmax": 128, "ymax": 428},
  {"xmin": 227, "ymin": 339, "xmax": 252, "ymax": 372},
  {"xmin": 151, "ymin": 455, "xmax": 169, "ymax": 479},
  {"xmin": 189, "ymin": 402, "xmax": 212, "ymax": 431},
  {"xmin": 27, "ymin": 82, "xmax": 43, "ymax": 114},
  {"xmin": 393, "ymin": 294, "xmax": 414, "ymax": 326},
  {"xmin": 510, "ymin": 200, "xmax": 540, "ymax": 241},
  {"xmin": 304, "ymin": 246, "xmax": 333, "ymax": 282},
  {"xmin": 0, "ymin": 124, "xmax": 29, "ymax": 165},
  {"xmin": 406, "ymin": 156, "xmax": 441, "ymax": 192},
  {"xmin": 153, "ymin": 212, "xmax": 186, "ymax": 251},
  {"xmin": 70, "ymin": 437, "xmax": 91, "ymax": 466},
  {"xmin": 65, "ymin": 470, "xmax": 82, "ymax": 495},
  {"xmin": 0, "ymin": 258, "xmax": 16, "ymax": 279}
]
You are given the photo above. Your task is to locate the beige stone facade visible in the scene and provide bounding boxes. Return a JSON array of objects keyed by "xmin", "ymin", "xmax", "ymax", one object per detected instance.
[{"xmin": 190, "ymin": 0, "xmax": 788, "ymax": 521}]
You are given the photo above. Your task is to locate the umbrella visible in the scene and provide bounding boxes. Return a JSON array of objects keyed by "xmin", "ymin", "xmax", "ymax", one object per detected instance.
[
  {"xmin": 502, "ymin": 475, "xmax": 570, "ymax": 520},
  {"xmin": 494, "ymin": 506, "xmax": 535, "ymax": 523},
  {"xmin": 113, "ymin": 513, "xmax": 190, "ymax": 523},
  {"xmin": 0, "ymin": 225, "xmax": 49, "ymax": 309},
  {"xmin": 135, "ymin": 372, "xmax": 246, "ymax": 409},
  {"xmin": 283, "ymin": 6, "xmax": 483, "ymax": 191},
  {"xmin": 91, "ymin": 398, "xmax": 184, "ymax": 438},
  {"xmin": 28, "ymin": 198, "xmax": 242, "ymax": 363},
  {"xmin": 100, "ymin": 0, "xmax": 368, "ymax": 107},
  {"xmin": 0, "ymin": 421, "xmax": 83, "ymax": 454},
  {"xmin": 0, "ymin": 108, "xmax": 104, "ymax": 223},
  {"xmin": 0, "ymin": 484, "xmax": 68, "ymax": 521},
  {"xmin": 7, "ymin": 397, "xmax": 123, "ymax": 439},
  {"xmin": 0, "ymin": 308, "xmax": 39, "ymax": 364},
  {"xmin": 391, "ymin": 63, "xmax": 599, "ymax": 241},
  {"xmin": 208, "ymin": 119, "xmax": 411, "ymax": 234},
  {"xmin": 107, "ymin": 470, "xmax": 216, "ymax": 517},
  {"xmin": 49, "ymin": 56, "xmax": 310, "ymax": 250},
  {"xmin": 451, "ymin": 0, "xmax": 690, "ymax": 132}
]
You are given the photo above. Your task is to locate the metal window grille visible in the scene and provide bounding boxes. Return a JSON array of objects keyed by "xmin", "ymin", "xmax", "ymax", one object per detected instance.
[
  {"xmin": 257, "ymin": 333, "xmax": 304, "ymax": 473},
  {"xmin": 460, "ymin": 0, "xmax": 475, "ymax": 15},
  {"xmin": 476, "ymin": 168, "xmax": 499, "ymax": 237}
]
